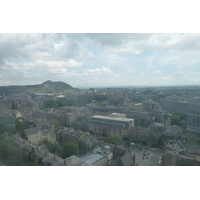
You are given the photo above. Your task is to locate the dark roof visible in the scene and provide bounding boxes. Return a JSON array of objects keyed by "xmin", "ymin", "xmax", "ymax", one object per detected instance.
[
  {"xmin": 19, "ymin": 144, "xmax": 33, "ymax": 152},
  {"xmin": 148, "ymin": 130, "xmax": 160, "ymax": 138},
  {"xmin": 25, "ymin": 127, "xmax": 40, "ymax": 136},
  {"xmin": 120, "ymin": 153, "xmax": 134, "ymax": 166},
  {"xmin": 153, "ymin": 122, "xmax": 164, "ymax": 127},
  {"xmin": 43, "ymin": 157, "xmax": 62, "ymax": 165},
  {"xmin": 108, "ymin": 159, "xmax": 122, "ymax": 166}
]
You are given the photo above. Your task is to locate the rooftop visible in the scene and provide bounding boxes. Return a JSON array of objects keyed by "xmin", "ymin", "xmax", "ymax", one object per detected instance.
[
  {"xmin": 91, "ymin": 115, "xmax": 134, "ymax": 122},
  {"xmin": 81, "ymin": 153, "xmax": 104, "ymax": 165}
]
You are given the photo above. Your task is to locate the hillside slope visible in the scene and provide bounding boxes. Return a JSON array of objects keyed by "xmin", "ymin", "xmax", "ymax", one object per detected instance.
[{"xmin": 0, "ymin": 80, "xmax": 76, "ymax": 95}]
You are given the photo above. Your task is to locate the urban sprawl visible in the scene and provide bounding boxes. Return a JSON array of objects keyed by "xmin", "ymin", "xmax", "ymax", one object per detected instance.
[{"xmin": 1, "ymin": 82, "xmax": 200, "ymax": 166}]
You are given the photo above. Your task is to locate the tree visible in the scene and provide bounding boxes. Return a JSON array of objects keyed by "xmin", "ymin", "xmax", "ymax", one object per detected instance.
[
  {"xmin": 182, "ymin": 132, "xmax": 200, "ymax": 145},
  {"xmin": 39, "ymin": 138, "xmax": 62, "ymax": 157},
  {"xmin": 0, "ymin": 139, "xmax": 23, "ymax": 166},
  {"xmin": 56, "ymin": 97, "xmax": 67, "ymax": 107},
  {"xmin": 62, "ymin": 142, "xmax": 79, "ymax": 158},
  {"xmin": 107, "ymin": 133, "xmax": 123, "ymax": 145},
  {"xmin": 173, "ymin": 111, "xmax": 188, "ymax": 121},
  {"xmin": 15, "ymin": 119, "xmax": 27, "ymax": 140},
  {"xmin": 49, "ymin": 119, "xmax": 61, "ymax": 128},
  {"xmin": 171, "ymin": 115, "xmax": 181, "ymax": 126},
  {"xmin": 42, "ymin": 99, "xmax": 58, "ymax": 108},
  {"xmin": 0, "ymin": 124, "xmax": 16, "ymax": 135}
]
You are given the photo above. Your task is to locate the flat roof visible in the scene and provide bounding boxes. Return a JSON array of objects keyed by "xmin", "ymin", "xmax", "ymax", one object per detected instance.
[
  {"xmin": 91, "ymin": 115, "xmax": 134, "ymax": 122},
  {"xmin": 82, "ymin": 153, "xmax": 104, "ymax": 165}
]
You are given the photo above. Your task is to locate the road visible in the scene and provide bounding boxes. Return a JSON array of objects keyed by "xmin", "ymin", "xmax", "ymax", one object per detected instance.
[{"xmin": 131, "ymin": 148, "xmax": 162, "ymax": 166}]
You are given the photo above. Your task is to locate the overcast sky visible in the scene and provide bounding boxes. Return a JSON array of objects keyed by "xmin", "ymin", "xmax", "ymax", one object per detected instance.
[{"xmin": 0, "ymin": 33, "xmax": 200, "ymax": 88}]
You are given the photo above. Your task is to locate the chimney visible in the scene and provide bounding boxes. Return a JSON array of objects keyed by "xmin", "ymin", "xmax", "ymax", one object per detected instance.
[
  {"xmin": 64, "ymin": 158, "xmax": 68, "ymax": 165},
  {"xmin": 23, "ymin": 139, "xmax": 26, "ymax": 143},
  {"xmin": 125, "ymin": 147, "xmax": 128, "ymax": 155},
  {"xmin": 45, "ymin": 150, "xmax": 49, "ymax": 155},
  {"xmin": 29, "ymin": 141, "xmax": 32, "ymax": 146},
  {"xmin": 54, "ymin": 154, "xmax": 58, "ymax": 159},
  {"xmin": 37, "ymin": 146, "xmax": 41, "ymax": 150}
]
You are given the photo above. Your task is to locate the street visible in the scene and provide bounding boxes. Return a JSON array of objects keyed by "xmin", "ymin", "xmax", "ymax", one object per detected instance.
[{"xmin": 131, "ymin": 148, "xmax": 162, "ymax": 166}]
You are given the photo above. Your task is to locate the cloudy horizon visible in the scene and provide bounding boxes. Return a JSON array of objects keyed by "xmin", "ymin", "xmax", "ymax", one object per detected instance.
[{"xmin": 0, "ymin": 33, "xmax": 200, "ymax": 88}]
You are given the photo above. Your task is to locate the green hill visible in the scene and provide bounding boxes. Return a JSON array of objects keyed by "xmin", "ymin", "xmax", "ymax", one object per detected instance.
[{"xmin": 0, "ymin": 80, "xmax": 77, "ymax": 95}]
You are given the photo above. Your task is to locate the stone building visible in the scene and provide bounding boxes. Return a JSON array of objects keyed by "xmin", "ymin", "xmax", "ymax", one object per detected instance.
[{"xmin": 89, "ymin": 113, "xmax": 134, "ymax": 138}]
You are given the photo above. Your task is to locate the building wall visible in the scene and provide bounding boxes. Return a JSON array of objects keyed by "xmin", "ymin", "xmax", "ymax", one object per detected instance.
[
  {"xmin": 187, "ymin": 113, "xmax": 200, "ymax": 128},
  {"xmin": 27, "ymin": 130, "xmax": 56, "ymax": 145},
  {"xmin": 89, "ymin": 115, "xmax": 134, "ymax": 137}
]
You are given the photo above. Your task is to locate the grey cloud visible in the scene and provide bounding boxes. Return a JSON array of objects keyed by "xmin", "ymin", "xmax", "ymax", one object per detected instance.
[{"xmin": 84, "ymin": 33, "xmax": 153, "ymax": 47}]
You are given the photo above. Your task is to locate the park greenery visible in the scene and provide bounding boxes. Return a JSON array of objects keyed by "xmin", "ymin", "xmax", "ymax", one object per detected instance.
[
  {"xmin": 42, "ymin": 94, "xmax": 107, "ymax": 108},
  {"xmin": 182, "ymin": 132, "xmax": 200, "ymax": 145},
  {"xmin": 107, "ymin": 133, "xmax": 123, "ymax": 145}
]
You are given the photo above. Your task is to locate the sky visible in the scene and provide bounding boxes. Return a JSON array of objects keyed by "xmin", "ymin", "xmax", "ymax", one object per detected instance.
[{"xmin": 0, "ymin": 33, "xmax": 200, "ymax": 88}]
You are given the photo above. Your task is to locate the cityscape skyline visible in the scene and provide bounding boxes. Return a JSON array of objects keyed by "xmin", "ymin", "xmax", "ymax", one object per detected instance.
[{"xmin": 1, "ymin": 33, "xmax": 200, "ymax": 88}]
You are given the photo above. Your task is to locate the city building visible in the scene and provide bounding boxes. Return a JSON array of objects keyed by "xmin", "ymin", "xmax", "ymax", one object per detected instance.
[
  {"xmin": 88, "ymin": 113, "xmax": 134, "ymax": 138},
  {"xmin": 25, "ymin": 127, "xmax": 56, "ymax": 145},
  {"xmin": 187, "ymin": 113, "xmax": 200, "ymax": 127},
  {"xmin": 80, "ymin": 153, "xmax": 108, "ymax": 166}
]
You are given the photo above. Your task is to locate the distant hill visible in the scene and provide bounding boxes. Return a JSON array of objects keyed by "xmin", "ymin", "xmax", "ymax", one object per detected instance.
[{"xmin": 0, "ymin": 80, "xmax": 77, "ymax": 95}]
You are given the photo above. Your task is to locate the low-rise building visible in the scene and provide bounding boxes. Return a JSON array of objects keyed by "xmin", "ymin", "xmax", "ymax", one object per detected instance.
[
  {"xmin": 80, "ymin": 153, "xmax": 108, "ymax": 166},
  {"xmin": 25, "ymin": 127, "xmax": 56, "ymax": 145},
  {"xmin": 162, "ymin": 125, "xmax": 183, "ymax": 141}
]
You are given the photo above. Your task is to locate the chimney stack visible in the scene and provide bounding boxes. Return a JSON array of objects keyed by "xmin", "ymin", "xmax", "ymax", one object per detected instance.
[
  {"xmin": 37, "ymin": 146, "xmax": 41, "ymax": 150},
  {"xmin": 29, "ymin": 141, "xmax": 32, "ymax": 146},
  {"xmin": 45, "ymin": 150, "xmax": 49, "ymax": 155},
  {"xmin": 54, "ymin": 154, "xmax": 58, "ymax": 159},
  {"xmin": 23, "ymin": 139, "xmax": 26, "ymax": 143},
  {"xmin": 64, "ymin": 158, "xmax": 68, "ymax": 165}
]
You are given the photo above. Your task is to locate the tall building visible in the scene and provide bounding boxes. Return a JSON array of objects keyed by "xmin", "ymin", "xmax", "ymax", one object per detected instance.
[{"xmin": 89, "ymin": 113, "xmax": 134, "ymax": 138}]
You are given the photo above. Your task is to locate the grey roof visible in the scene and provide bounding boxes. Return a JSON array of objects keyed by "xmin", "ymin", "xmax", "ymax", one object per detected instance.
[
  {"xmin": 163, "ymin": 131, "xmax": 181, "ymax": 137},
  {"xmin": 120, "ymin": 152, "xmax": 134, "ymax": 166},
  {"xmin": 19, "ymin": 144, "xmax": 33, "ymax": 152},
  {"xmin": 81, "ymin": 153, "xmax": 104, "ymax": 165},
  {"xmin": 101, "ymin": 144, "xmax": 114, "ymax": 152},
  {"xmin": 64, "ymin": 155, "xmax": 85, "ymax": 166},
  {"xmin": 148, "ymin": 130, "xmax": 160, "ymax": 138},
  {"xmin": 25, "ymin": 127, "xmax": 40, "ymax": 136},
  {"xmin": 39, "ymin": 144, "xmax": 48, "ymax": 152},
  {"xmin": 91, "ymin": 115, "xmax": 134, "ymax": 122},
  {"xmin": 153, "ymin": 122, "xmax": 164, "ymax": 127},
  {"xmin": 167, "ymin": 125, "xmax": 183, "ymax": 133},
  {"xmin": 184, "ymin": 143, "xmax": 200, "ymax": 151}
]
